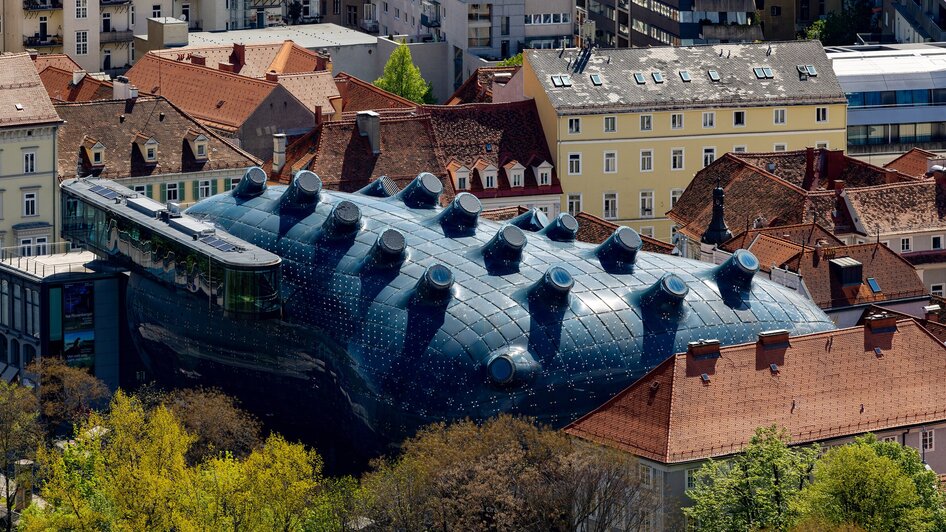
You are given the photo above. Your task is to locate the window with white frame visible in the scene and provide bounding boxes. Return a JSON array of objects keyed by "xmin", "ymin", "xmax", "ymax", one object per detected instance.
[
  {"xmin": 604, "ymin": 116, "xmax": 616, "ymax": 132},
  {"xmin": 196, "ymin": 141, "xmax": 207, "ymax": 158},
  {"xmin": 604, "ymin": 151, "xmax": 617, "ymax": 173},
  {"xmin": 686, "ymin": 468, "xmax": 698, "ymax": 490},
  {"xmin": 603, "ymin": 193, "xmax": 618, "ymax": 220},
  {"xmin": 567, "ymin": 194, "xmax": 582, "ymax": 216},
  {"xmin": 76, "ymin": 0, "xmax": 87, "ymax": 18},
  {"xmin": 152, "ymin": 4, "xmax": 162, "ymax": 17},
  {"xmin": 484, "ymin": 169, "xmax": 497, "ymax": 188},
  {"xmin": 702, "ymin": 147, "xmax": 715, "ymax": 167},
  {"xmin": 455, "ymin": 169, "xmax": 469, "ymax": 190},
  {"xmin": 671, "ymin": 113, "xmax": 683, "ymax": 129},
  {"xmin": 902, "ymin": 237, "xmax": 912, "ymax": 252},
  {"xmin": 34, "ymin": 236, "xmax": 47, "ymax": 256},
  {"xmin": 198, "ymin": 180, "xmax": 211, "ymax": 199},
  {"xmin": 774, "ymin": 108, "xmax": 786, "ymax": 125},
  {"xmin": 23, "ymin": 192, "xmax": 37, "ymax": 216},
  {"xmin": 702, "ymin": 111, "xmax": 715, "ymax": 128},
  {"xmin": 671, "ymin": 148, "xmax": 684, "ymax": 170},
  {"xmin": 75, "ymin": 31, "xmax": 88, "ymax": 55},
  {"xmin": 640, "ymin": 150, "xmax": 653, "ymax": 172},
  {"xmin": 671, "ymin": 188, "xmax": 683, "ymax": 208},
  {"xmin": 816, "ymin": 107, "xmax": 828, "ymax": 122},
  {"xmin": 166, "ymin": 182, "xmax": 179, "ymax": 202},
  {"xmin": 19, "ymin": 239, "xmax": 32, "ymax": 257},
  {"xmin": 568, "ymin": 117, "xmax": 581, "ymax": 134},
  {"xmin": 733, "ymin": 110, "xmax": 746, "ymax": 127},
  {"xmin": 640, "ymin": 190, "xmax": 654, "ymax": 218},
  {"xmin": 934, "ymin": 235, "xmax": 943, "ymax": 250},
  {"xmin": 774, "ymin": 143, "xmax": 787, "ymax": 152},
  {"xmin": 816, "ymin": 141, "xmax": 828, "ymax": 149},
  {"xmin": 509, "ymin": 168, "xmax": 523, "ymax": 187},
  {"xmin": 568, "ymin": 153, "xmax": 581, "ymax": 175},
  {"xmin": 639, "ymin": 463, "xmax": 653, "ymax": 487},
  {"xmin": 538, "ymin": 169, "xmax": 551, "ymax": 186},
  {"xmin": 933, "ymin": 284, "xmax": 945, "ymax": 297},
  {"xmin": 923, "ymin": 430, "xmax": 934, "ymax": 451},
  {"xmin": 640, "ymin": 114, "xmax": 652, "ymax": 131},
  {"xmin": 23, "ymin": 152, "xmax": 35, "ymax": 174}
]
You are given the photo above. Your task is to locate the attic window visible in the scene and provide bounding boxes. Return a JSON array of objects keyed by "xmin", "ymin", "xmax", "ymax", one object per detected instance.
[
  {"xmin": 560, "ymin": 75, "xmax": 573, "ymax": 87},
  {"xmin": 652, "ymin": 72, "xmax": 664, "ymax": 83},
  {"xmin": 92, "ymin": 148, "xmax": 103, "ymax": 165},
  {"xmin": 215, "ymin": 100, "xmax": 225, "ymax": 108},
  {"xmin": 805, "ymin": 65, "xmax": 818, "ymax": 76},
  {"xmin": 700, "ymin": 373, "xmax": 710, "ymax": 383},
  {"xmin": 769, "ymin": 363, "xmax": 779, "ymax": 373},
  {"xmin": 708, "ymin": 70, "xmax": 721, "ymax": 82},
  {"xmin": 196, "ymin": 142, "xmax": 207, "ymax": 158},
  {"xmin": 753, "ymin": 67, "xmax": 765, "ymax": 79},
  {"xmin": 867, "ymin": 277, "xmax": 881, "ymax": 293},
  {"xmin": 146, "ymin": 146, "xmax": 157, "ymax": 161},
  {"xmin": 454, "ymin": 167, "xmax": 470, "ymax": 190},
  {"xmin": 14, "ymin": 104, "xmax": 23, "ymax": 111},
  {"xmin": 679, "ymin": 70, "xmax": 691, "ymax": 82},
  {"xmin": 590, "ymin": 73, "xmax": 603, "ymax": 86},
  {"xmin": 510, "ymin": 167, "xmax": 523, "ymax": 187},
  {"xmin": 482, "ymin": 166, "xmax": 498, "ymax": 188},
  {"xmin": 551, "ymin": 75, "xmax": 564, "ymax": 87},
  {"xmin": 762, "ymin": 67, "xmax": 774, "ymax": 78},
  {"xmin": 873, "ymin": 347, "xmax": 883, "ymax": 357},
  {"xmin": 633, "ymin": 72, "xmax": 645, "ymax": 84}
]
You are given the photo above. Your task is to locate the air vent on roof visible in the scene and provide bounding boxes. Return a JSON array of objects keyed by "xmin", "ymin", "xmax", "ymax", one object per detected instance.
[
  {"xmin": 590, "ymin": 73, "xmax": 603, "ymax": 86},
  {"xmin": 216, "ymin": 100, "xmax": 225, "ymax": 108},
  {"xmin": 679, "ymin": 70, "xmax": 691, "ymax": 82},
  {"xmin": 770, "ymin": 363, "xmax": 779, "ymax": 373},
  {"xmin": 633, "ymin": 72, "xmax": 646, "ymax": 84},
  {"xmin": 708, "ymin": 70, "xmax": 720, "ymax": 82},
  {"xmin": 873, "ymin": 347, "xmax": 883, "ymax": 357}
]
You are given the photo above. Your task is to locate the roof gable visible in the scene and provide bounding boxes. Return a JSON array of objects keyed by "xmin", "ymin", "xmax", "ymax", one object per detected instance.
[{"xmin": 0, "ymin": 53, "xmax": 62, "ymax": 128}]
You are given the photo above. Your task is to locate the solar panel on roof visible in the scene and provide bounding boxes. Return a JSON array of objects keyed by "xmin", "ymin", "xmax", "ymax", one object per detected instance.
[
  {"xmin": 200, "ymin": 235, "xmax": 236, "ymax": 252},
  {"xmin": 590, "ymin": 73, "xmax": 602, "ymax": 86},
  {"xmin": 633, "ymin": 72, "xmax": 645, "ymax": 84},
  {"xmin": 708, "ymin": 70, "xmax": 720, "ymax": 82},
  {"xmin": 679, "ymin": 70, "xmax": 691, "ymax": 82},
  {"xmin": 867, "ymin": 277, "xmax": 881, "ymax": 293},
  {"xmin": 89, "ymin": 184, "xmax": 119, "ymax": 200}
]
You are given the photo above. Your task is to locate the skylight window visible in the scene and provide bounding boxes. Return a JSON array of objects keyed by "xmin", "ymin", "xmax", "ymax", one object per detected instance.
[
  {"xmin": 867, "ymin": 277, "xmax": 881, "ymax": 293},
  {"xmin": 708, "ymin": 70, "xmax": 720, "ymax": 82},
  {"xmin": 806, "ymin": 65, "xmax": 818, "ymax": 76},
  {"xmin": 551, "ymin": 75, "xmax": 564, "ymax": 88},
  {"xmin": 590, "ymin": 73, "xmax": 603, "ymax": 86},
  {"xmin": 652, "ymin": 72, "xmax": 664, "ymax": 83},
  {"xmin": 634, "ymin": 72, "xmax": 646, "ymax": 84},
  {"xmin": 14, "ymin": 104, "xmax": 23, "ymax": 111},
  {"xmin": 679, "ymin": 70, "xmax": 691, "ymax": 82},
  {"xmin": 561, "ymin": 74, "xmax": 573, "ymax": 87},
  {"xmin": 762, "ymin": 67, "xmax": 774, "ymax": 78},
  {"xmin": 753, "ymin": 67, "xmax": 765, "ymax": 79}
]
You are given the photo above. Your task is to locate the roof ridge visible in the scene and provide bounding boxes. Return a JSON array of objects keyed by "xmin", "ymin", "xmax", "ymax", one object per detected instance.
[
  {"xmin": 844, "ymin": 178, "xmax": 935, "ymax": 193},
  {"xmin": 723, "ymin": 153, "xmax": 810, "ymax": 194},
  {"xmin": 139, "ymin": 54, "xmax": 279, "ymax": 87}
]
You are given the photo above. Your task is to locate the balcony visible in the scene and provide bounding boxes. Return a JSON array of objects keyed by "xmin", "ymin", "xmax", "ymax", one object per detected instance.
[
  {"xmin": 701, "ymin": 22, "xmax": 763, "ymax": 41},
  {"xmin": 100, "ymin": 30, "xmax": 134, "ymax": 43},
  {"xmin": 421, "ymin": 13, "xmax": 441, "ymax": 27},
  {"xmin": 892, "ymin": 0, "xmax": 946, "ymax": 42},
  {"xmin": 360, "ymin": 19, "xmax": 379, "ymax": 32},
  {"xmin": 99, "ymin": 0, "xmax": 131, "ymax": 5},
  {"xmin": 23, "ymin": 34, "xmax": 62, "ymax": 47},
  {"xmin": 23, "ymin": 0, "xmax": 62, "ymax": 10}
]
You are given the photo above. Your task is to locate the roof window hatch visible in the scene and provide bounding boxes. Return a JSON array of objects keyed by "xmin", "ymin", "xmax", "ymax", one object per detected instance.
[
  {"xmin": 708, "ymin": 70, "xmax": 721, "ymax": 82},
  {"xmin": 633, "ymin": 72, "xmax": 646, "ymax": 84}
]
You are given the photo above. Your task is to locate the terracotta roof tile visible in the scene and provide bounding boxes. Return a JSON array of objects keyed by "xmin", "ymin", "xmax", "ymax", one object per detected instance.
[
  {"xmin": 447, "ymin": 66, "xmax": 520, "ymax": 105},
  {"xmin": 276, "ymin": 71, "xmax": 340, "ymax": 116},
  {"xmin": 721, "ymin": 223, "xmax": 844, "ymax": 253},
  {"xmin": 54, "ymin": 96, "xmax": 260, "ymax": 180},
  {"xmin": 481, "ymin": 206, "xmax": 529, "ymax": 221},
  {"xmin": 39, "ymin": 67, "xmax": 113, "ymax": 102},
  {"xmin": 31, "ymin": 53, "xmax": 82, "ymax": 73},
  {"xmin": 883, "ymin": 147, "xmax": 941, "ymax": 179},
  {"xmin": 843, "ymin": 180, "xmax": 946, "ymax": 235},
  {"xmin": 152, "ymin": 41, "xmax": 328, "ymax": 78},
  {"xmin": 744, "ymin": 234, "xmax": 804, "ymax": 273},
  {"xmin": 567, "ymin": 319, "xmax": 946, "ymax": 463},
  {"xmin": 0, "ymin": 53, "xmax": 61, "ymax": 128},
  {"xmin": 334, "ymin": 72, "xmax": 417, "ymax": 113},
  {"xmin": 574, "ymin": 212, "xmax": 674, "ymax": 254}
]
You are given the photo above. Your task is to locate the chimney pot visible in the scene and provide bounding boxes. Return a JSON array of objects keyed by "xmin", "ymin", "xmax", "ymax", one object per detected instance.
[
  {"xmin": 758, "ymin": 329, "xmax": 790, "ymax": 346},
  {"xmin": 687, "ymin": 338, "xmax": 721, "ymax": 357},
  {"xmin": 865, "ymin": 312, "xmax": 898, "ymax": 332}
]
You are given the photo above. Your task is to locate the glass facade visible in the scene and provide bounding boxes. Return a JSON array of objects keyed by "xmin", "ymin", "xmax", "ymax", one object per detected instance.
[
  {"xmin": 846, "ymin": 89, "xmax": 946, "ymax": 108},
  {"xmin": 847, "ymin": 122, "xmax": 946, "ymax": 146}
]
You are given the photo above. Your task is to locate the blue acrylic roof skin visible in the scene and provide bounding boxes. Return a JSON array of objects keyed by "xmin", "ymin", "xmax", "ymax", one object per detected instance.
[{"xmin": 145, "ymin": 177, "xmax": 837, "ymax": 452}]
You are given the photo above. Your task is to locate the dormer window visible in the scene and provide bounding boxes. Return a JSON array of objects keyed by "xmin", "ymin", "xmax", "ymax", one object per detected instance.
[
  {"xmin": 92, "ymin": 148, "xmax": 103, "ymax": 165},
  {"xmin": 186, "ymin": 129, "xmax": 209, "ymax": 161},
  {"xmin": 504, "ymin": 161, "xmax": 525, "ymax": 187},
  {"xmin": 196, "ymin": 142, "xmax": 207, "ymax": 158},
  {"xmin": 453, "ymin": 166, "xmax": 470, "ymax": 190},
  {"xmin": 481, "ymin": 165, "xmax": 498, "ymax": 189},
  {"xmin": 135, "ymin": 133, "xmax": 159, "ymax": 165},
  {"xmin": 146, "ymin": 146, "xmax": 156, "ymax": 161},
  {"xmin": 82, "ymin": 137, "xmax": 105, "ymax": 168},
  {"xmin": 532, "ymin": 160, "xmax": 553, "ymax": 186}
]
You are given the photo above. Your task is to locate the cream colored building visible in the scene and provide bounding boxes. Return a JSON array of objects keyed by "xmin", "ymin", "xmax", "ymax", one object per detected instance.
[
  {"xmin": 523, "ymin": 41, "xmax": 849, "ymax": 242},
  {"xmin": 0, "ymin": 52, "xmax": 63, "ymax": 254}
]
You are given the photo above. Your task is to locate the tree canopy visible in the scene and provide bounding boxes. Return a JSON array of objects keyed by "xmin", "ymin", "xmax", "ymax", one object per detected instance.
[
  {"xmin": 498, "ymin": 53, "xmax": 523, "ymax": 67},
  {"xmin": 374, "ymin": 44, "xmax": 435, "ymax": 104}
]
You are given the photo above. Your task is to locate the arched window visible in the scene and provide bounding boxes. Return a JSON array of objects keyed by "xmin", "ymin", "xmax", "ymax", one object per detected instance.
[
  {"xmin": 10, "ymin": 339, "xmax": 20, "ymax": 368},
  {"xmin": 1, "ymin": 280, "xmax": 9, "ymax": 327},
  {"xmin": 22, "ymin": 344, "xmax": 36, "ymax": 369}
]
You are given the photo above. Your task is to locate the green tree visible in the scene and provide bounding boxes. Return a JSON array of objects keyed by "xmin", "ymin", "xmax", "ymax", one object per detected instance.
[
  {"xmin": 796, "ymin": 435, "xmax": 945, "ymax": 531},
  {"xmin": 288, "ymin": 0, "xmax": 303, "ymax": 23},
  {"xmin": 0, "ymin": 381, "xmax": 41, "ymax": 532},
  {"xmin": 163, "ymin": 387, "xmax": 262, "ymax": 464},
  {"xmin": 684, "ymin": 425, "xmax": 819, "ymax": 531},
  {"xmin": 374, "ymin": 44, "xmax": 433, "ymax": 104},
  {"xmin": 803, "ymin": 0, "xmax": 873, "ymax": 45},
  {"xmin": 498, "ymin": 53, "xmax": 522, "ymax": 66},
  {"xmin": 28, "ymin": 358, "xmax": 108, "ymax": 438}
]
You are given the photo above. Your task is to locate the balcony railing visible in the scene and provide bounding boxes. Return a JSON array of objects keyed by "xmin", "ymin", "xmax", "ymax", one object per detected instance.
[
  {"xmin": 99, "ymin": 0, "xmax": 131, "ymax": 5},
  {"xmin": 23, "ymin": 0, "xmax": 62, "ymax": 10},
  {"xmin": 360, "ymin": 18, "xmax": 379, "ymax": 32},
  {"xmin": 100, "ymin": 29, "xmax": 134, "ymax": 43},
  {"xmin": 421, "ymin": 13, "xmax": 441, "ymax": 27},
  {"xmin": 23, "ymin": 34, "xmax": 62, "ymax": 47},
  {"xmin": 893, "ymin": 0, "xmax": 946, "ymax": 41}
]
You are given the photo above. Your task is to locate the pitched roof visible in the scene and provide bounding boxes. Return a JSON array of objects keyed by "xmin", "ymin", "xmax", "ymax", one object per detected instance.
[
  {"xmin": 334, "ymin": 72, "xmax": 417, "ymax": 113},
  {"xmin": 31, "ymin": 53, "xmax": 82, "ymax": 73},
  {"xmin": 883, "ymin": 147, "xmax": 941, "ymax": 179},
  {"xmin": 526, "ymin": 41, "xmax": 846, "ymax": 114},
  {"xmin": 733, "ymin": 149, "xmax": 911, "ymax": 189},
  {"xmin": 54, "ymin": 96, "xmax": 260, "ymax": 180},
  {"xmin": 574, "ymin": 212, "xmax": 675, "ymax": 254},
  {"xmin": 855, "ymin": 305, "xmax": 946, "ymax": 344},
  {"xmin": 151, "ymin": 40, "xmax": 328, "ymax": 79},
  {"xmin": 744, "ymin": 234, "xmax": 805, "ymax": 273},
  {"xmin": 125, "ymin": 54, "xmax": 287, "ymax": 132},
  {"xmin": 843, "ymin": 180, "xmax": 946, "ymax": 236},
  {"xmin": 447, "ymin": 66, "xmax": 520, "ymax": 105},
  {"xmin": 721, "ymin": 223, "xmax": 844, "ymax": 253},
  {"xmin": 791, "ymin": 243, "xmax": 927, "ymax": 309},
  {"xmin": 276, "ymin": 71, "xmax": 340, "ymax": 116},
  {"xmin": 39, "ymin": 67, "xmax": 113, "ymax": 102},
  {"xmin": 566, "ymin": 319, "xmax": 946, "ymax": 463},
  {"xmin": 0, "ymin": 53, "xmax": 62, "ymax": 128}
]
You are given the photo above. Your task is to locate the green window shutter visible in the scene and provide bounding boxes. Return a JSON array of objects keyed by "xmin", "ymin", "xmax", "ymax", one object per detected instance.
[
  {"xmin": 146, "ymin": 184, "xmax": 153, "ymax": 198},
  {"xmin": 160, "ymin": 183, "xmax": 167, "ymax": 203},
  {"xmin": 179, "ymin": 182, "xmax": 185, "ymax": 200},
  {"xmin": 225, "ymin": 178, "xmax": 232, "ymax": 190},
  {"xmin": 211, "ymin": 179, "xmax": 218, "ymax": 195},
  {"xmin": 192, "ymin": 180, "xmax": 199, "ymax": 199}
]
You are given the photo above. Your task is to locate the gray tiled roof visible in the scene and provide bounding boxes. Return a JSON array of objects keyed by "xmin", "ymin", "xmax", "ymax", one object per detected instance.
[
  {"xmin": 526, "ymin": 41, "xmax": 846, "ymax": 114},
  {"xmin": 0, "ymin": 53, "xmax": 62, "ymax": 128}
]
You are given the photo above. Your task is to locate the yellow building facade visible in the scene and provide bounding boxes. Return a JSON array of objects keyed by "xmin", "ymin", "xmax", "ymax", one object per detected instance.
[{"xmin": 523, "ymin": 41, "xmax": 848, "ymax": 242}]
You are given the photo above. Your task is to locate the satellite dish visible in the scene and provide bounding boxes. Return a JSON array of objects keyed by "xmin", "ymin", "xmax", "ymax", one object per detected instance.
[{"xmin": 180, "ymin": 13, "xmax": 188, "ymax": 21}]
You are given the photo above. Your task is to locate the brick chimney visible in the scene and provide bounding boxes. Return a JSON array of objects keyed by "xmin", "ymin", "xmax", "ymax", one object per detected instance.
[
  {"xmin": 834, "ymin": 180, "xmax": 845, "ymax": 196},
  {"xmin": 231, "ymin": 43, "xmax": 246, "ymax": 71},
  {"xmin": 218, "ymin": 62, "xmax": 234, "ymax": 72},
  {"xmin": 265, "ymin": 71, "xmax": 279, "ymax": 82},
  {"xmin": 825, "ymin": 149, "xmax": 846, "ymax": 188},
  {"xmin": 804, "ymin": 146, "xmax": 815, "ymax": 188},
  {"xmin": 924, "ymin": 305, "xmax": 941, "ymax": 323},
  {"xmin": 356, "ymin": 111, "xmax": 381, "ymax": 155},
  {"xmin": 314, "ymin": 105, "xmax": 323, "ymax": 128},
  {"xmin": 687, "ymin": 338, "xmax": 721, "ymax": 357},
  {"xmin": 758, "ymin": 329, "xmax": 790, "ymax": 347},
  {"xmin": 864, "ymin": 311, "xmax": 898, "ymax": 332},
  {"xmin": 190, "ymin": 54, "xmax": 206, "ymax": 66}
]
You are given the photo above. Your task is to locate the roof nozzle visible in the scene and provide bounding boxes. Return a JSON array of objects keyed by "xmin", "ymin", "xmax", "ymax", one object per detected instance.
[
  {"xmin": 716, "ymin": 249, "xmax": 759, "ymax": 290},
  {"xmin": 485, "ymin": 347, "xmax": 540, "ymax": 386},
  {"xmin": 596, "ymin": 226, "xmax": 642, "ymax": 273},
  {"xmin": 640, "ymin": 273, "xmax": 688, "ymax": 315},
  {"xmin": 280, "ymin": 170, "xmax": 322, "ymax": 212},
  {"xmin": 507, "ymin": 208, "xmax": 549, "ymax": 232},
  {"xmin": 364, "ymin": 228, "xmax": 406, "ymax": 269},
  {"xmin": 397, "ymin": 172, "xmax": 442, "ymax": 208},
  {"xmin": 356, "ymin": 175, "xmax": 399, "ymax": 197},
  {"xmin": 482, "ymin": 225, "xmax": 526, "ymax": 272},
  {"xmin": 439, "ymin": 192, "xmax": 481, "ymax": 236},
  {"xmin": 538, "ymin": 213, "xmax": 579, "ymax": 242},
  {"xmin": 321, "ymin": 200, "xmax": 361, "ymax": 240},
  {"xmin": 530, "ymin": 265, "xmax": 574, "ymax": 310},
  {"xmin": 233, "ymin": 166, "xmax": 267, "ymax": 198},
  {"xmin": 414, "ymin": 264, "xmax": 454, "ymax": 304}
]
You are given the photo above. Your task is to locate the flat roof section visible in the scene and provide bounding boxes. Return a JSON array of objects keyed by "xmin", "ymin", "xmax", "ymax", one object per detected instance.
[
  {"xmin": 185, "ymin": 23, "xmax": 377, "ymax": 49},
  {"xmin": 0, "ymin": 250, "xmax": 103, "ymax": 280}
]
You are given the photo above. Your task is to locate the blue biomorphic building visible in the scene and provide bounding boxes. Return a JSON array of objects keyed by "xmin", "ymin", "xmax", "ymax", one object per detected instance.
[{"xmin": 60, "ymin": 168, "xmax": 835, "ymax": 462}]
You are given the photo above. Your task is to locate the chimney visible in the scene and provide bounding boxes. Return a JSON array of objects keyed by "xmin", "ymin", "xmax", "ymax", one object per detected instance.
[
  {"xmin": 834, "ymin": 180, "xmax": 845, "ymax": 196},
  {"xmin": 113, "ymin": 75, "xmax": 132, "ymax": 99},
  {"xmin": 265, "ymin": 71, "xmax": 279, "ymax": 82},
  {"xmin": 924, "ymin": 304, "xmax": 941, "ymax": 323},
  {"xmin": 26, "ymin": 49, "xmax": 38, "ymax": 61},
  {"xmin": 231, "ymin": 43, "xmax": 246, "ymax": 71},
  {"xmin": 701, "ymin": 177, "xmax": 732, "ymax": 245},
  {"xmin": 314, "ymin": 105, "xmax": 323, "ymax": 128},
  {"xmin": 356, "ymin": 110, "xmax": 381, "ymax": 155},
  {"xmin": 758, "ymin": 329, "xmax": 790, "ymax": 347},
  {"xmin": 825, "ymin": 149, "xmax": 846, "ymax": 187},
  {"xmin": 864, "ymin": 312, "xmax": 898, "ymax": 332},
  {"xmin": 72, "ymin": 70, "xmax": 87, "ymax": 86},
  {"xmin": 190, "ymin": 54, "xmax": 206, "ymax": 66},
  {"xmin": 804, "ymin": 146, "xmax": 815, "ymax": 188},
  {"xmin": 272, "ymin": 133, "xmax": 287, "ymax": 174},
  {"xmin": 218, "ymin": 62, "xmax": 235, "ymax": 72},
  {"xmin": 687, "ymin": 338, "xmax": 721, "ymax": 357}
]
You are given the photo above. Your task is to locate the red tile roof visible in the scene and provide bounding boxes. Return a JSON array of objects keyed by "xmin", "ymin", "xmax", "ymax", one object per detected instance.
[
  {"xmin": 275, "ymin": 71, "xmax": 341, "ymax": 116},
  {"xmin": 744, "ymin": 234, "xmax": 805, "ymax": 273},
  {"xmin": 574, "ymin": 212, "xmax": 675, "ymax": 254},
  {"xmin": 31, "ymin": 53, "xmax": 82, "ymax": 73},
  {"xmin": 54, "ymin": 96, "xmax": 260, "ymax": 180},
  {"xmin": 566, "ymin": 319, "xmax": 946, "ymax": 463},
  {"xmin": 334, "ymin": 72, "xmax": 417, "ymax": 113},
  {"xmin": 151, "ymin": 41, "xmax": 329, "ymax": 79},
  {"xmin": 39, "ymin": 67, "xmax": 113, "ymax": 102},
  {"xmin": 125, "ymin": 54, "xmax": 283, "ymax": 132},
  {"xmin": 721, "ymin": 223, "xmax": 844, "ymax": 253},
  {"xmin": 883, "ymin": 147, "xmax": 941, "ymax": 179},
  {"xmin": 855, "ymin": 305, "xmax": 946, "ymax": 344},
  {"xmin": 446, "ymin": 66, "xmax": 520, "ymax": 105}
]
